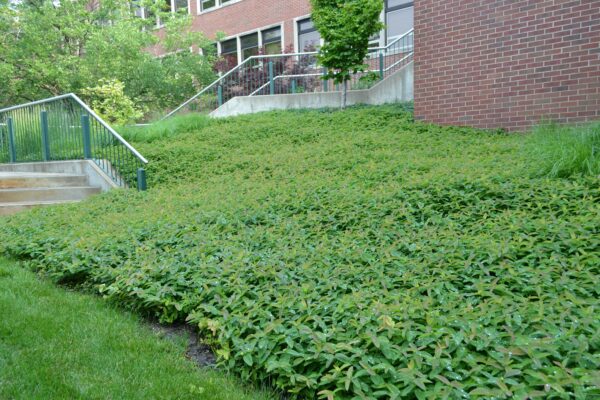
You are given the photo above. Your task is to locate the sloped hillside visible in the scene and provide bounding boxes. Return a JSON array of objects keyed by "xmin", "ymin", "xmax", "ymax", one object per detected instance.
[{"xmin": 1, "ymin": 105, "xmax": 598, "ymax": 399}]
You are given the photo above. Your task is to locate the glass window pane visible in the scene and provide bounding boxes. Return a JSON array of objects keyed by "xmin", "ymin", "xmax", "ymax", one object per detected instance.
[
  {"xmin": 174, "ymin": 0, "xmax": 187, "ymax": 11},
  {"xmin": 299, "ymin": 30, "xmax": 320, "ymax": 51},
  {"xmin": 221, "ymin": 38, "xmax": 237, "ymax": 54},
  {"xmin": 243, "ymin": 47, "xmax": 259, "ymax": 60},
  {"xmin": 240, "ymin": 33, "xmax": 258, "ymax": 50},
  {"xmin": 386, "ymin": 6, "xmax": 413, "ymax": 38},
  {"xmin": 201, "ymin": 0, "xmax": 215, "ymax": 10},
  {"xmin": 262, "ymin": 27, "xmax": 281, "ymax": 44},
  {"xmin": 264, "ymin": 41, "xmax": 282, "ymax": 55},
  {"xmin": 298, "ymin": 18, "xmax": 315, "ymax": 34},
  {"xmin": 387, "ymin": 0, "xmax": 412, "ymax": 9}
]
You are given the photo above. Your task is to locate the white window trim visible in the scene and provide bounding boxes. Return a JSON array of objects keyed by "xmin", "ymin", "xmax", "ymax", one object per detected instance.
[
  {"xmin": 217, "ymin": 22, "xmax": 284, "ymax": 65},
  {"xmin": 134, "ymin": 0, "xmax": 190, "ymax": 30},
  {"xmin": 294, "ymin": 15, "xmax": 324, "ymax": 53},
  {"xmin": 196, "ymin": 0, "xmax": 243, "ymax": 16}
]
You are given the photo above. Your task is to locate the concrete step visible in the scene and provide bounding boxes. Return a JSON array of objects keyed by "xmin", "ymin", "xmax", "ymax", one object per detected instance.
[
  {"xmin": 0, "ymin": 186, "xmax": 101, "ymax": 203},
  {"xmin": 0, "ymin": 172, "xmax": 89, "ymax": 189},
  {"xmin": 0, "ymin": 200, "xmax": 80, "ymax": 216}
]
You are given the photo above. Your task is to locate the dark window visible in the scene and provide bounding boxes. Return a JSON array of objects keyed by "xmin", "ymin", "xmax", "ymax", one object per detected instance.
[
  {"xmin": 385, "ymin": 0, "xmax": 413, "ymax": 40},
  {"xmin": 174, "ymin": 0, "xmax": 188, "ymax": 12},
  {"xmin": 220, "ymin": 37, "xmax": 238, "ymax": 66},
  {"xmin": 240, "ymin": 33, "xmax": 259, "ymax": 60},
  {"xmin": 201, "ymin": 0, "xmax": 215, "ymax": 11},
  {"xmin": 221, "ymin": 38, "xmax": 237, "ymax": 55},
  {"xmin": 297, "ymin": 18, "xmax": 321, "ymax": 52},
  {"xmin": 262, "ymin": 27, "xmax": 282, "ymax": 55}
]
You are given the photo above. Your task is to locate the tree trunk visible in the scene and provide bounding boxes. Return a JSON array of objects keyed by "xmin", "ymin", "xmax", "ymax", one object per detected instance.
[{"xmin": 342, "ymin": 79, "xmax": 348, "ymax": 109}]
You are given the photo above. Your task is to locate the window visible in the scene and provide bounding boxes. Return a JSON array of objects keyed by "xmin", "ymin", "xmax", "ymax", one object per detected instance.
[
  {"xmin": 131, "ymin": 0, "xmax": 144, "ymax": 18},
  {"xmin": 221, "ymin": 38, "xmax": 237, "ymax": 56},
  {"xmin": 240, "ymin": 33, "xmax": 259, "ymax": 60},
  {"xmin": 174, "ymin": 0, "xmax": 188, "ymax": 12},
  {"xmin": 385, "ymin": 0, "xmax": 413, "ymax": 41},
  {"xmin": 297, "ymin": 18, "xmax": 321, "ymax": 52},
  {"xmin": 200, "ymin": 0, "xmax": 215, "ymax": 11},
  {"xmin": 262, "ymin": 27, "xmax": 282, "ymax": 55}
]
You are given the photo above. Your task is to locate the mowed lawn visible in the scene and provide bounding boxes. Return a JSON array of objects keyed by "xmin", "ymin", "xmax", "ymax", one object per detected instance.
[
  {"xmin": 1, "ymin": 105, "xmax": 598, "ymax": 398},
  {"xmin": 0, "ymin": 258, "xmax": 271, "ymax": 400}
]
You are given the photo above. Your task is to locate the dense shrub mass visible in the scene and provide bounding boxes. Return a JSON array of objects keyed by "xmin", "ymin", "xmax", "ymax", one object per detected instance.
[{"xmin": 1, "ymin": 106, "xmax": 599, "ymax": 399}]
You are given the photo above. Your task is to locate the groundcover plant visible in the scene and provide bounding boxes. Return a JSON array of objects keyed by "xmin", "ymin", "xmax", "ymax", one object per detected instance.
[{"xmin": 1, "ymin": 105, "xmax": 598, "ymax": 399}]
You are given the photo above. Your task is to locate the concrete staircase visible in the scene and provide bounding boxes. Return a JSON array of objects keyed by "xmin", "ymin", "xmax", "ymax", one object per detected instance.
[{"xmin": 0, "ymin": 172, "xmax": 102, "ymax": 216}]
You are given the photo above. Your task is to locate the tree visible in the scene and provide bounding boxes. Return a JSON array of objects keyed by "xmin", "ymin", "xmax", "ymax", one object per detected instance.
[
  {"xmin": 0, "ymin": 0, "xmax": 217, "ymax": 118},
  {"xmin": 310, "ymin": 0, "xmax": 383, "ymax": 108}
]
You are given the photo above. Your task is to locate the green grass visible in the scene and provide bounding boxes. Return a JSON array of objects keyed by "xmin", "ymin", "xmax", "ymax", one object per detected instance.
[
  {"xmin": 119, "ymin": 113, "xmax": 212, "ymax": 144},
  {"xmin": 0, "ymin": 258, "xmax": 271, "ymax": 400},
  {"xmin": 1, "ymin": 105, "xmax": 599, "ymax": 398},
  {"xmin": 530, "ymin": 121, "xmax": 600, "ymax": 178}
]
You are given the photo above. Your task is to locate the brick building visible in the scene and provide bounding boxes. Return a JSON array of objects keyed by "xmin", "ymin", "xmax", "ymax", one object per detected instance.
[
  {"xmin": 140, "ymin": 0, "xmax": 414, "ymax": 62},
  {"xmin": 414, "ymin": 0, "xmax": 600, "ymax": 131},
  {"xmin": 140, "ymin": 0, "xmax": 598, "ymax": 131}
]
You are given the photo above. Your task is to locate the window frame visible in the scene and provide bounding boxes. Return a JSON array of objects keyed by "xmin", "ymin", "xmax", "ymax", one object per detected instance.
[
  {"xmin": 197, "ymin": 0, "xmax": 242, "ymax": 15},
  {"xmin": 384, "ymin": 0, "xmax": 414, "ymax": 43},
  {"xmin": 217, "ymin": 23, "xmax": 284, "ymax": 67}
]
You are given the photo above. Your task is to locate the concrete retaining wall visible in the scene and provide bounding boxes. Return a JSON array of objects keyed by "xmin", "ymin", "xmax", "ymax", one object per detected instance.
[{"xmin": 211, "ymin": 62, "xmax": 413, "ymax": 118}]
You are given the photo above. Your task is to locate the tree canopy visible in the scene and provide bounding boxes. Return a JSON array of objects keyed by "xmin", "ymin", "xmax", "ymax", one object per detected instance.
[
  {"xmin": 0, "ymin": 0, "xmax": 217, "ymax": 118},
  {"xmin": 310, "ymin": 0, "xmax": 383, "ymax": 107}
]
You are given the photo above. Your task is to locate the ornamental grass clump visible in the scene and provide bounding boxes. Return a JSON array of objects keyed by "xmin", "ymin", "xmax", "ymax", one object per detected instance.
[{"xmin": 531, "ymin": 121, "xmax": 600, "ymax": 178}]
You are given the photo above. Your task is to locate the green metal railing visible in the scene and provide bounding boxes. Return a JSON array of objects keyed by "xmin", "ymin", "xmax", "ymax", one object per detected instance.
[
  {"xmin": 163, "ymin": 29, "xmax": 414, "ymax": 119},
  {"xmin": 0, "ymin": 94, "xmax": 148, "ymax": 190}
]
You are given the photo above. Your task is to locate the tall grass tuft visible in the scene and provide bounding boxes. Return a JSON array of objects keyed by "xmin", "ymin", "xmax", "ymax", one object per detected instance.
[
  {"xmin": 530, "ymin": 121, "xmax": 600, "ymax": 178},
  {"xmin": 118, "ymin": 114, "xmax": 212, "ymax": 143}
]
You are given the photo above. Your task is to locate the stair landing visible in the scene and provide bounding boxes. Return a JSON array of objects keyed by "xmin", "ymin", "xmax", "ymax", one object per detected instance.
[{"xmin": 0, "ymin": 172, "xmax": 101, "ymax": 216}]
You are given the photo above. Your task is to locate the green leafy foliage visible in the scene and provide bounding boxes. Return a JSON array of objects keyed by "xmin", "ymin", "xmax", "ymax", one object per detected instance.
[
  {"xmin": 530, "ymin": 121, "xmax": 600, "ymax": 178},
  {"xmin": 0, "ymin": 258, "xmax": 271, "ymax": 400},
  {"xmin": 1, "ymin": 105, "xmax": 599, "ymax": 398},
  {"xmin": 0, "ymin": 0, "xmax": 216, "ymax": 115},
  {"xmin": 310, "ymin": 0, "xmax": 383, "ymax": 107},
  {"xmin": 81, "ymin": 79, "xmax": 145, "ymax": 125}
]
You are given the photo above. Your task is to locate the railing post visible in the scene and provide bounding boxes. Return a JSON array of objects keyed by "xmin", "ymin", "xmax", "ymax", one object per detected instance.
[
  {"xmin": 268, "ymin": 61, "xmax": 275, "ymax": 95},
  {"xmin": 6, "ymin": 118, "xmax": 17, "ymax": 163},
  {"xmin": 291, "ymin": 79, "xmax": 297, "ymax": 94},
  {"xmin": 137, "ymin": 168, "xmax": 147, "ymax": 191},
  {"xmin": 40, "ymin": 110, "xmax": 50, "ymax": 161},
  {"xmin": 81, "ymin": 114, "xmax": 92, "ymax": 159},
  {"xmin": 379, "ymin": 52, "xmax": 385, "ymax": 80},
  {"xmin": 217, "ymin": 85, "xmax": 223, "ymax": 107},
  {"xmin": 323, "ymin": 68, "xmax": 329, "ymax": 92}
]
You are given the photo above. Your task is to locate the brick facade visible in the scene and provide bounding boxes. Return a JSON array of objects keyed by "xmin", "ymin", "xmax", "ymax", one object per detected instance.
[
  {"xmin": 414, "ymin": 0, "xmax": 600, "ymax": 131},
  {"xmin": 189, "ymin": 0, "xmax": 311, "ymax": 51}
]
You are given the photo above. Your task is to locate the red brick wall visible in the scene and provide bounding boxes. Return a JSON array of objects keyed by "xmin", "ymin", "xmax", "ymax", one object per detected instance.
[
  {"xmin": 414, "ymin": 0, "xmax": 600, "ymax": 131},
  {"xmin": 189, "ymin": 0, "xmax": 311, "ymax": 49}
]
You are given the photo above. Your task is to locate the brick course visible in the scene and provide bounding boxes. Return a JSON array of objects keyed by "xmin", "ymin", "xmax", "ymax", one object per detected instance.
[
  {"xmin": 190, "ymin": 0, "xmax": 311, "ymax": 49},
  {"xmin": 414, "ymin": 0, "xmax": 600, "ymax": 131}
]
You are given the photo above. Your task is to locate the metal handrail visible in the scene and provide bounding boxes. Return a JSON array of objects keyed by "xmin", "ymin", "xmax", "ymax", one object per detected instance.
[
  {"xmin": 369, "ymin": 29, "xmax": 414, "ymax": 52},
  {"xmin": 162, "ymin": 52, "xmax": 319, "ymax": 120},
  {"xmin": 0, "ymin": 94, "xmax": 149, "ymax": 189},
  {"xmin": 0, "ymin": 94, "xmax": 148, "ymax": 164},
  {"xmin": 162, "ymin": 29, "xmax": 415, "ymax": 120}
]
